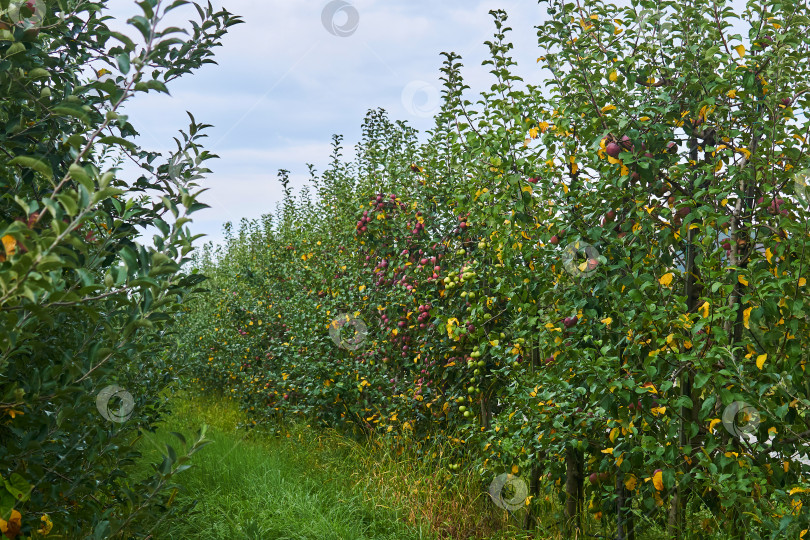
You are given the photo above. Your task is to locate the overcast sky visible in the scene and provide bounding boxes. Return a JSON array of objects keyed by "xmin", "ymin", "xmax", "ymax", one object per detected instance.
[{"xmin": 101, "ymin": 1, "xmax": 549, "ymax": 246}]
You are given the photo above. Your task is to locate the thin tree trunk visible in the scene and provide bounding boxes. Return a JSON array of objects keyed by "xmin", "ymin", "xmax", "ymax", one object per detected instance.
[
  {"xmin": 479, "ymin": 393, "xmax": 491, "ymax": 430},
  {"xmin": 523, "ymin": 462, "xmax": 541, "ymax": 530},
  {"xmin": 616, "ymin": 470, "xmax": 627, "ymax": 540},
  {"xmin": 616, "ymin": 470, "xmax": 636, "ymax": 540},
  {"xmin": 565, "ymin": 445, "xmax": 584, "ymax": 533}
]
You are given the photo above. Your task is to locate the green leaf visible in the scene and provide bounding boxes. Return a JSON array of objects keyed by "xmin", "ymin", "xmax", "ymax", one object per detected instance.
[
  {"xmin": 116, "ymin": 53, "xmax": 130, "ymax": 75},
  {"xmin": 69, "ymin": 164, "xmax": 93, "ymax": 191},
  {"xmin": 4, "ymin": 473, "xmax": 31, "ymax": 503},
  {"xmin": 27, "ymin": 67, "xmax": 50, "ymax": 79},
  {"xmin": 9, "ymin": 156, "xmax": 53, "ymax": 178},
  {"xmin": 53, "ymin": 105, "xmax": 91, "ymax": 125},
  {"xmin": 98, "ymin": 136, "xmax": 138, "ymax": 152},
  {"xmin": 699, "ymin": 394, "xmax": 716, "ymax": 420},
  {"xmin": 694, "ymin": 372, "xmax": 711, "ymax": 389}
]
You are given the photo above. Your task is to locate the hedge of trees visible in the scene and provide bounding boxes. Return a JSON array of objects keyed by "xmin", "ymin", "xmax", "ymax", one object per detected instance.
[
  {"xmin": 0, "ymin": 1, "xmax": 241, "ymax": 537},
  {"xmin": 180, "ymin": 1, "xmax": 810, "ymax": 537}
]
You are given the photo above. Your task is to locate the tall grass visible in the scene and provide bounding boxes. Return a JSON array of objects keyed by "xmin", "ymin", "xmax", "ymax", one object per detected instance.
[
  {"xmin": 134, "ymin": 392, "xmax": 435, "ymax": 539},
  {"xmin": 134, "ymin": 392, "xmax": 729, "ymax": 539}
]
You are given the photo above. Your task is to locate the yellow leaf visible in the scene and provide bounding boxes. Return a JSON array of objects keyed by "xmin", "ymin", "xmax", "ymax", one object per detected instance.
[
  {"xmin": 601, "ymin": 448, "xmax": 614, "ymax": 454},
  {"xmin": 799, "ymin": 277, "xmax": 806, "ymax": 287},
  {"xmin": 609, "ymin": 427, "xmax": 619, "ymax": 442},
  {"xmin": 756, "ymin": 353, "xmax": 767, "ymax": 370},
  {"xmin": 734, "ymin": 44, "xmax": 746, "ymax": 57},
  {"xmin": 699, "ymin": 301, "xmax": 710, "ymax": 318},
  {"xmin": 765, "ymin": 247, "xmax": 773, "ymax": 264},
  {"xmin": 624, "ymin": 474, "xmax": 637, "ymax": 491},
  {"xmin": 743, "ymin": 307, "xmax": 752, "ymax": 329},
  {"xmin": 607, "ymin": 155, "xmax": 621, "ymax": 165},
  {"xmin": 601, "ymin": 104, "xmax": 616, "ymax": 113},
  {"xmin": 512, "ymin": 464, "xmax": 519, "ymax": 474},
  {"xmin": 1, "ymin": 235, "xmax": 16, "ymax": 257},
  {"xmin": 727, "ymin": 89, "xmax": 737, "ymax": 98},
  {"xmin": 709, "ymin": 418, "xmax": 721, "ymax": 433},
  {"xmin": 359, "ymin": 285, "xmax": 366, "ymax": 292},
  {"xmin": 601, "ymin": 317, "xmax": 613, "ymax": 326},
  {"xmin": 738, "ymin": 275, "xmax": 748, "ymax": 286},
  {"xmin": 609, "ymin": 70, "xmax": 618, "ymax": 82},
  {"xmin": 653, "ymin": 470, "xmax": 664, "ymax": 491},
  {"xmin": 659, "ymin": 273, "xmax": 674, "ymax": 286}
]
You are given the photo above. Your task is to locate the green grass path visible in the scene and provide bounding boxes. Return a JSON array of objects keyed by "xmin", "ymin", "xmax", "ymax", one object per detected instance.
[{"xmin": 134, "ymin": 394, "xmax": 434, "ymax": 540}]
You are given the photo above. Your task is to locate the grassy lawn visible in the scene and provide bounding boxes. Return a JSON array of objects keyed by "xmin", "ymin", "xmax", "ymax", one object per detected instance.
[
  {"xmin": 133, "ymin": 392, "xmax": 443, "ymax": 539},
  {"xmin": 130, "ymin": 392, "xmax": 727, "ymax": 540}
]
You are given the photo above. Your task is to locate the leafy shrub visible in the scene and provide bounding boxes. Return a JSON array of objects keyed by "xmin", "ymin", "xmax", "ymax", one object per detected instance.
[{"xmin": 0, "ymin": 1, "xmax": 241, "ymax": 537}]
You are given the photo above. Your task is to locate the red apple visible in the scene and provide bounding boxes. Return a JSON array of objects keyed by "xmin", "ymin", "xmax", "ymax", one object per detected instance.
[{"xmin": 606, "ymin": 142, "xmax": 622, "ymax": 158}]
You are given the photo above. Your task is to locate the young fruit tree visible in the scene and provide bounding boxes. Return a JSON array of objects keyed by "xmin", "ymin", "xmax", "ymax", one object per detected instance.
[{"xmin": 0, "ymin": 1, "xmax": 241, "ymax": 537}]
